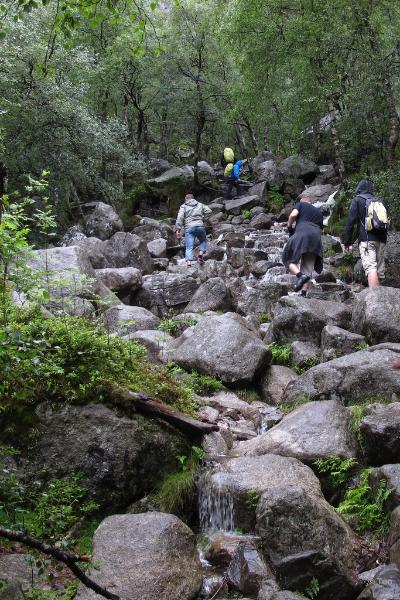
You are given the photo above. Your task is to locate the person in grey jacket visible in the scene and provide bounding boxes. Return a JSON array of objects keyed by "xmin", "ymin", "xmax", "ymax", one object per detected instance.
[{"xmin": 175, "ymin": 194, "xmax": 212, "ymax": 266}]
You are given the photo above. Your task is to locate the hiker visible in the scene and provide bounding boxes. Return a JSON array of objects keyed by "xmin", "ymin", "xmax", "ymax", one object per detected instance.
[
  {"xmin": 225, "ymin": 159, "xmax": 246, "ymax": 198},
  {"xmin": 342, "ymin": 180, "xmax": 388, "ymax": 288},
  {"xmin": 221, "ymin": 147, "xmax": 235, "ymax": 167},
  {"xmin": 282, "ymin": 195, "xmax": 324, "ymax": 294},
  {"xmin": 175, "ymin": 193, "xmax": 212, "ymax": 267}
]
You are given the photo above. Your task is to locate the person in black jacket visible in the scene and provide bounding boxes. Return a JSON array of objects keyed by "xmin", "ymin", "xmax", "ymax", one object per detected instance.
[
  {"xmin": 282, "ymin": 195, "xmax": 324, "ymax": 293},
  {"xmin": 342, "ymin": 180, "xmax": 387, "ymax": 288}
]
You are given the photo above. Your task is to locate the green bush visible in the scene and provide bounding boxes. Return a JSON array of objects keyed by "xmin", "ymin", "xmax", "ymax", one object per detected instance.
[
  {"xmin": 268, "ymin": 189, "xmax": 285, "ymax": 213},
  {"xmin": 313, "ymin": 456, "xmax": 358, "ymax": 487},
  {"xmin": 269, "ymin": 342, "xmax": 292, "ymax": 365},
  {"xmin": 336, "ymin": 468, "xmax": 392, "ymax": 536}
]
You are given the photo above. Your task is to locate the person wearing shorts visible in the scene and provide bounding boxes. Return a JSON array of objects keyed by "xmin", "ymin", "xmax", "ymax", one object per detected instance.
[{"xmin": 342, "ymin": 180, "xmax": 387, "ymax": 287}]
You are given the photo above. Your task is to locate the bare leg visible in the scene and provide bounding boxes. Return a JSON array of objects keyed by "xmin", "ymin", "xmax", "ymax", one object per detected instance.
[
  {"xmin": 288, "ymin": 263, "xmax": 300, "ymax": 275},
  {"xmin": 368, "ymin": 271, "xmax": 380, "ymax": 288}
]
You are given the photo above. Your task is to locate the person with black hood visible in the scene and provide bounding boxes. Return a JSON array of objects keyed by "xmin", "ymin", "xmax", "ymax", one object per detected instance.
[
  {"xmin": 342, "ymin": 180, "xmax": 388, "ymax": 288},
  {"xmin": 282, "ymin": 195, "xmax": 324, "ymax": 294}
]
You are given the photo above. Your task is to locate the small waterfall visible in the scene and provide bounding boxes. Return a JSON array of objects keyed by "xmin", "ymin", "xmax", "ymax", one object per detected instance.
[
  {"xmin": 198, "ymin": 471, "xmax": 235, "ymax": 532},
  {"xmin": 258, "ymin": 413, "xmax": 269, "ymax": 435}
]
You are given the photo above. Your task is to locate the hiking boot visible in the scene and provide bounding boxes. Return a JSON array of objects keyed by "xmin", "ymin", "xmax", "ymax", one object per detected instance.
[{"xmin": 294, "ymin": 273, "xmax": 310, "ymax": 292}]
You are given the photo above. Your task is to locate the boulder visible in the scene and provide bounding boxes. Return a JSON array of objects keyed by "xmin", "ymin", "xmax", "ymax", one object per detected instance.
[
  {"xmin": 147, "ymin": 238, "xmax": 167, "ymax": 258},
  {"xmin": 385, "ymin": 231, "xmax": 400, "ymax": 288},
  {"xmin": 201, "ymin": 454, "xmax": 358, "ymax": 598},
  {"xmin": 133, "ymin": 218, "xmax": 175, "ymax": 247},
  {"xmin": 16, "ymin": 403, "xmax": 186, "ymax": 511},
  {"xmin": 204, "ymin": 532, "xmax": 259, "ymax": 568},
  {"xmin": 250, "ymin": 212, "xmax": 273, "ymax": 230},
  {"xmin": 59, "ymin": 224, "xmax": 87, "ymax": 246},
  {"xmin": 351, "ymin": 287, "xmax": 400, "ymax": 345},
  {"xmin": 28, "ymin": 245, "xmax": 96, "ymax": 298},
  {"xmin": 360, "ymin": 402, "xmax": 400, "ymax": 465},
  {"xmin": 75, "ymin": 513, "xmax": 202, "ymax": 600},
  {"xmin": 291, "ymin": 341, "xmax": 320, "ymax": 368},
  {"xmin": 0, "ymin": 554, "xmax": 40, "ymax": 597},
  {"xmin": 82, "ymin": 202, "xmax": 123, "ymax": 240},
  {"xmin": 103, "ymin": 232, "xmax": 153, "ymax": 273},
  {"xmin": 237, "ymin": 282, "xmax": 289, "ymax": 318},
  {"xmin": 167, "ymin": 312, "xmax": 271, "ymax": 384},
  {"xmin": 388, "ymin": 506, "xmax": 400, "ymax": 564},
  {"xmin": 260, "ymin": 365, "xmax": 298, "ymax": 405},
  {"xmin": 269, "ymin": 593, "xmax": 304, "ymax": 600},
  {"xmin": 227, "ymin": 540, "xmax": 275, "ymax": 597},
  {"xmin": 128, "ymin": 329, "xmax": 172, "ymax": 363},
  {"xmin": 321, "ymin": 325, "xmax": 366, "ymax": 361},
  {"xmin": 356, "ymin": 564, "xmax": 400, "ymax": 599},
  {"xmin": 133, "ymin": 272, "xmax": 200, "ymax": 317},
  {"xmin": 101, "ymin": 304, "xmax": 160, "ymax": 335},
  {"xmin": 270, "ymin": 296, "xmax": 352, "ymax": 344},
  {"xmin": 283, "ymin": 344, "xmax": 400, "ymax": 406},
  {"xmin": 204, "ymin": 391, "xmax": 261, "ymax": 425},
  {"xmin": 322, "ymin": 234, "xmax": 342, "ymax": 255},
  {"xmin": 236, "ymin": 401, "xmax": 358, "ymax": 463},
  {"xmin": 251, "ymin": 261, "xmax": 271, "ymax": 278},
  {"xmin": 249, "ymin": 181, "xmax": 268, "ymax": 203},
  {"xmin": 225, "ymin": 195, "xmax": 262, "ymax": 215},
  {"xmin": 255, "ymin": 160, "xmax": 284, "ymax": 189},
  {"xmin": 369, "ymin": 464, "xmax": 400, "ymax": 511},
  {"xmin": 300, "ymin": 184, "xmax": 334, "ymax": 204},
  {"xmin": 74, "ymin": 236, "xmax": 107, "ymax": 269},
  {"xmin": 317, "ymin": 164, "xmax": 337, "ymax": 183},
  {"xmin": 278, "ymin": 156, "xmax": 318, "ymax": 183},
  {"xmin": 146, "ymin": 166, "xmax": 194, "ymax": 214},
  {"xmin": 95, "ymin": 267, "xmax": 142, "ymax": 295},
  {"xmin": 184, "ymin": 277, "xmax": 231, "ymax": 313}
]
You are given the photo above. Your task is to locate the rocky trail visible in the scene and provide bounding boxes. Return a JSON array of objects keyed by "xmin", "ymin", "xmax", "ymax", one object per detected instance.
[{"xmin": 3, "ymin": 154, "xmax": 400, "ymax": 600}]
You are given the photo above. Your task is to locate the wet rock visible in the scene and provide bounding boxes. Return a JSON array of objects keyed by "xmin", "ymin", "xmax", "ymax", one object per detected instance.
[
  {"xmin": 369, "ymin": 464, "xmax": 400, "ymax": 510},
  {"xmin": 202, "ymin": 431, "xmax": 229, "ymax": 457},
  {"xmin": 133, "ymin": 272, "xmax": 199, "ymax": 317},
  {"xmin": 356, "ymin": 564, "xmax": 400, "ymax": 599},
  {"xmin": 279, "ymin": 156, "xmax": 318, "ymax": 183},
  {"xmin": 101, "ymin": 304, "xmax": 160, "ymax": 335},
  {"xmin": 352, "ymin": 287, "xmax": 400, "ymax": 345},
  {"xmin": 227, "ymin": 540, "xmax": 275, "ymax": 596},
  {"xmin": 388, "ymin": 506, "xmax": 400, "ymax": 564},
  {"xmin": 283, "ymin": 344, "xmax": 400, "ymax": 406},
  {"xmin": 204, "ymin": 532, "xmax": 259, "ymax": 567},
  {"xmin": 167, "ymin": 313, "xmax": 271, "ymax": 384},
  {"xmin": 255, "ymin": 160, "xmax": 284, "ymax": 189},
  {"xmin": 250, "ymin": 212, "xmax": 273, "ymax": 230},
  {"xmin": 237, "ymin": 282, "xmax": 289, "ymax": 318},
  {"xmin": 321, "ymin": 325, "xmax": 366, "ymax": 361},
  {"xmin": 257, "ymin": 579, "xmax": 281, "ymax": 600},
  {"xmin": 103, "ymin": 232, "xmax": 153, "ymax": 273},
  {"xmin": 270, "ymin": 296, "xmax": 352, "ymax": 344},
  {"xmin": 82, "ymin": 201, "xmax": 123, "ymax": 240},
  {"xmin": 236, "ymin": 401, "xmax": 357, "ymax": 463},
  {"xmin": 95, "ymin": 267, "xmax": 142, "ymax": 295},
  {"xmin": 184, "ymin": 277, "xmax": 231, "ymax": 313},
  {"xmin": 260, "ymin": 365, "xmax": 298, "ymax": 405},
  {"xmin": 225, "ymin": 195, "xmax": 262, "ymax": 215},
  {"xmin": 204, "ymin": 391, "xmax": 261, "ymax": 426},
  {"xmin": 360, "ymin": 402, "xmax": 400, "ymax": 465},
  {"xmin": 75, "ymin": 513, "xmax": 202, "ymax": 600},
  {"xmin": 300, "ymin": 184, "xmax": 334, "ymax": 204},
  {"xmin": 253, "ymin": 403, "xmax": 284, "ymax": 429},
  {"xmin": 17, "ymin": 404, "xmax": 186, "ymax": 511}
]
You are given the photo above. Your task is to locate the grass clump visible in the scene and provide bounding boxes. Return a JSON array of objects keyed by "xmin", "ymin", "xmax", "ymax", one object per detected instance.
[
  {"xmin": 293, "ymin": 357, "xmax": 320, "ymax": 374},
  {"xmin": 268, "ymin": 189, "xmax": 285, "ymax": 213},
  {"xmin": 167, "ymin": 363, "xmax": 223, "ymax": 396},
  {"xmin": 269, "ymin": 342, "xmax": 292, "ymax": 366},
  {"xmin": 241, "ymin": 209, "xmax": 252, "ymax": 219},
  {"xmin": 313, "ymin": 456, "xmax": 358, "ymax": 487},
  {"xmin": 259, "ymin": 312, "xmax": 270, "ymax": 324},
  {"xmin": 336, "ymin": 468, "xmax": 392, "ymax": 536}
]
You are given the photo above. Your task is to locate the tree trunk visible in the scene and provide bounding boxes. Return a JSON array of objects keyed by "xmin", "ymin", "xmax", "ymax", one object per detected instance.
[
  {"xmin": 263, "ymin": 126, "xmax": 269, "ymax": 152},
  {"xmin": 327, "ymin": 97, "xmax": 346, "ymax": 181},
  {"xmin": 235, "ymin": 123, "xmax": 248, "ymax": 158},
  {"xmin": 382, "ymin": 75, "xmax": 400, "ymax": 166},
  {"xmin": 193, "ymin": 83, "xmax": 206, "ymax": 185},
  {"xmin": 0, "ymin": 161, "xmax": 7, "ymax": 197},
  {"xmin": 244, "ymin": 117, "xmax": 259, "ymax": 155}
]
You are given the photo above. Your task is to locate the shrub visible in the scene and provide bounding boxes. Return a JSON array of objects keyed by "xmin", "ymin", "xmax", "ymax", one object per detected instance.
[
  {"xmin": 268, "ymin": 189, "xmax": 285, "ymax": 213},
  {"xmin": 269, "ymin": 342, "xmax": 292, "ymax": 365},
  {"xmin": 313, "ymin": 456, "xmax": 358, "ymax": 487}
]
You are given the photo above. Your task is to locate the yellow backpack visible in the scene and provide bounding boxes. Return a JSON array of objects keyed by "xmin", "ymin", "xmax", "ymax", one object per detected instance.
[
  {"xmin": 223, "ymin": 147, "xmax": 235, "ymax": 163},
  {"xmin": 224, "ymin": 163, "xmax": 234, "ymax": 178}
]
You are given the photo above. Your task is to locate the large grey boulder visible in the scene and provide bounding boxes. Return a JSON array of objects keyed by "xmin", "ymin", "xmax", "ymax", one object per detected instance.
[
  {"xmin": 226, "ymin": 195, "xmax": 262, "ymax": 215},
  {"xmin": 133, "ymin": 218, "xmax": 175, "ymax": 247},
  {"xmin": 74, "ymin": 236, "xmax": 107, "ymax": 269},
  {"xmin": 0, "ymin": 555, "xmax": 39, "ymax": 598},
  {"xmin": 321, "ymin": 325, "xmax": 366, "ymax": 361},
  {"xmin": 255, "ymin": 160, "xmax": 284, "ymax": 189},
  {"xmin": 146, "ymin": 166, "xmax": 194, "ymax": 214},
  {"xmin": 385, "ymin": 232, "xmax": 400, "ymax": 288},
  {"xmin": 15, "ymin": 403, "xmax": 185, "ymax": 511},
  {"xmin": 260, "ymin": 365, "xmax": 298, "ymax": 405},
  {"xmin": 227, "ymin": 540, "xmax": 275, "ymax": 597},
  {"xmin": 300, "ymin": 184, "xmax": 334, "ymax": 204},
  {"xmin": 184, "ymin": 277, "xmax": 231, "ymax": 313},
  {"xmin": 95, "ymin": 267, "xmax": 142, "ymax": 295},
  {"xmin": 204, "ymin": 391, "xmax": 261, "ymax": 426},
  {"xmin": 235, "ymin": 401, "xmax": 358, "ymax": 463},
  {"xmin": 127, "ymin": 329, "xmax": 172, "ymax": 363},
  {"xmin": 356, "ymin": 564, "xmax": 400, "ymax": 599},
  {"xmin": 237, "ymin": 282, "xmax": 289, "ymax": 318},
  {"xmin": 250, "ymin": 212, "xmax": 273, "ymax": 230},
  {"xmin": 351, "ymin": 287, "xmax": 400, "ymax": 345},
  {"xmin": 167, "ymin": 312, "xmax": 271, "ymax": 384},
  {"xmin": 270, "ymin": 296, "xmax": 352, "ymax": 344},
  {"xmin": 278, "ymin": 156, "xmax": 318, "ymax": 182},
  {"xmin": 102, "ymin": 232, "xmax": 153, "ymax": 273},
  {"xmin": 75, "ymin": 513, "xmax": 202, "ymax": 600},
  {"xmin": 82, "ymin": 202, "xmax": 123, "ymax": 240},
  {"xmin": 283, "ymin": 344, "xmax": 400, "ymax": 406},
  {"xmin": 147, "ymin": 238, "xmax": 167, "ymax": 258},
  {"xmin": 133, "ymin": 272, "xmax": 200, "ymax": 317},
  {"xmin": 201, "ymin": 454, "xmax": 358, "ymax": 598},
  {"xmin": 101, "ymin": 304, "xmax": 160, "ymax": 335},
  {"xmin": 360, "ymin": 402, "xmax": 400, "ymax": 465},
  {"xmin": 28, "ymin": 245, "xmax": 96, "ymax": 298}
]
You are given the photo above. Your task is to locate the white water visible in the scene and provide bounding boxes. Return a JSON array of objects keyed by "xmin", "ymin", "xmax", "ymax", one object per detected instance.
[{"xmin": 198, "ymin": 471, "xmax": 235, "ymax": 533}]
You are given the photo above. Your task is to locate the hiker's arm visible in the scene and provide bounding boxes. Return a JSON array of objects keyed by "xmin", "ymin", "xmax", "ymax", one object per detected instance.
[
  {"xmin": 342, "ymin": 198, "xmax": 358, "ymax": 248},
  {"xmin": 287, "ymin": 208, "xmax": 299, "ymax": 229}
]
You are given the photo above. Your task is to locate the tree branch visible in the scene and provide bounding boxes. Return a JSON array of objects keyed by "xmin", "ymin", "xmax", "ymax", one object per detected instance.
[{"xmin": 0, "ymin": 527, "xmax": 120, "ymax": 600}]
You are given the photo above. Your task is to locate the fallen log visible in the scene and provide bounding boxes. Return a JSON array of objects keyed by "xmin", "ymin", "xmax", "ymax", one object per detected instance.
[{"xmin": 108, "ymin": 385, "xmax": 218, "ymax": 437}]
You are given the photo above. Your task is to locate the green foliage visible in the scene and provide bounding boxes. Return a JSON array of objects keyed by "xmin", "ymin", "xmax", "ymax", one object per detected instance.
[
  {"xmin": 268, "ymin": 190, "xmax": 285, "ymax": 213},
  {"xmin": 156, "ymin": 446, "xmax": 204, "ymax": 517},
  {"xmin": 245, "ymin": 488, "xmax": 260, "ymax": 509},
  {"xmin": 258, "ymin": 312, "xmax": 270, "ymax": 324},
  {"xmin": 371, "ymin": 169, "xmax": 400, "ymax": 229},
  {"xmin": 336, "ymin": 469, "xmax": 392, "ymax": 536},
  {"xmin": 269, "ymin": 342, "xmax": 292, "ymax": 366},
  {"xmin": 159, "ymin": 315, "xmax": 197, "ymax": 336},
  {"xmin": 355, "ymin": 341, "xmax": 369, "ymax": 351},
  {"xmin": 293, "ymin": 357, "xmax": 320, "ymax": 374},
  {"xmin": 24, "ymin": 583, "xmax": 79, "ymax": 600},
  {"xmin": 280, "ymin": 394, "xmax": 311, "ymax": 415},
  {"xmin": 349, "ymin": 404, "xmax": 367, "ymax": 447},
  {"xmin": 297, "ymin": 577, "xmax": 320, "ymax": 599},
  {"xmin": 313, "ymin": 456, "xmax": 358, "ymax": 487},
  {"xmin": 241, "ymin": 209, "xmax": 252, "ymax": 219},
  {"xmin": 166, "ymin": 363, "xmax": 223, "ymax": 397}
]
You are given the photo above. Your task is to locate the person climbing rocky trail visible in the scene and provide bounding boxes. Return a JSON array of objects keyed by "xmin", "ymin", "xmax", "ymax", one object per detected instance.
[{"xmin": 2, "ymin": 153, "xmax": 400, "ymax": 600}]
